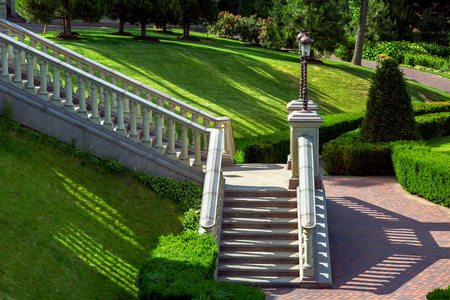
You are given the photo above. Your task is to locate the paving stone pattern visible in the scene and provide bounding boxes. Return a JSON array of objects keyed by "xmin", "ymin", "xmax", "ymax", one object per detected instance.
[{"xmin": 265, "ymin": 176, "xmax": 450, "ymax": 299}]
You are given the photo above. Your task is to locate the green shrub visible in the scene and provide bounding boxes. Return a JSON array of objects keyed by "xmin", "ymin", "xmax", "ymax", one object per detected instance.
[
  {"xmin": 137, "ymin": 232, "xmax": 265, "ymax": 300},
  {"xmin": 391, "ymin": 142, "xmax": 450, "ymax": 207},
  {"xmin": 105, "ymin": 159, "xmax": 126, "ymax": 173},
  {"xmin": 334, "ymin": 38, "xmax": 355, "ymax": 62},
  {"xmin": 414, "ymin": 102, "xmax": 450, "ymax": 116},
  {"xmin": 182, "ymin": 208, "xmax": 200, "ymax": 232},
  {"xmin": 427, "ymin": 285, "xmax": 450, "ymax": 300},
  {"xmin": 235, "ymin": 14, "xmax": 264, "ymax": 45},
  {"xmin": 361, "ymin": 59, "xmax": 417, "ymax": 142},
  {"xmin": 416, "ymin": 112, "xmax": 450, "ymax": 140},
  {"xmin": 209, "ymin": 11, "xmax": 239, "ymax": 38},
  {"xmin": 322, "ymin": 130, "xmax": 393, "ymax": 175},
  {"xmin": 136, "ymin": 174, "xmax": 202, "ymax": 210}
]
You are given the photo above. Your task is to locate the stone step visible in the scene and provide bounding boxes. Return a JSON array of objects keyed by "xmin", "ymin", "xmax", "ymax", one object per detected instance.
[
  {"xmin": 221, "ymin": 217, "xmax": 298, "ymax": 229},
  {"xmin": 221, "ymin": 228, "xmax": 299, "ymax": 240},
  {"xmin": 217, "ymin": 275, "xmax": 301, "ymax": 287},
  {"xmin": 222, "ymin": 206, "xmax": 297, "ymax": 218},
  {"xmin": 219, "ymin": 251, "xmax": 299, "ymax": 264},
  {"xmin": 223, "ymin": 197, "xmax": 297, "ymax": 208},
  {"xmin": 220, "ymin": 239, "xmax": 298, "ymax": 251},
  {"xmin": 218, "ymin": 263, "xmax": 299, "ymax": 276}
]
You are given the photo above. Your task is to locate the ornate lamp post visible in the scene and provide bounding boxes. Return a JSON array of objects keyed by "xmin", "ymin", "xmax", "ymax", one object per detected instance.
[{"xmin": 296, "ymin": 30, "xmax": 313, "ymax": 111}]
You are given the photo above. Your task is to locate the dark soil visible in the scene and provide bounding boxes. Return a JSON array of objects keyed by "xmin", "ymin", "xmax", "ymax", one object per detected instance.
[
  {"xmin": 133, "ymin": 36, "xmax": 160, "ymax": 42},
  {"xmin": 109, "ymin": 32, "xmax": 134, "ymax": 37}
]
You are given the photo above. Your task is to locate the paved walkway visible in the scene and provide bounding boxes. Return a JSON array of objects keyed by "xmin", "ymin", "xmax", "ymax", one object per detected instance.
[{"xmin": 265, "ymin": 176, "xmax": 450, "ymax": 299}]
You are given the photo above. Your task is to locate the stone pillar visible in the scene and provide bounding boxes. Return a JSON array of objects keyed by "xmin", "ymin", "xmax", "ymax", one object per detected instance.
[
  {"xmin": 288, "ymin": 110, "xmax": 323, "ymax": 189},
  {"xmin": 0, "ymin": 0, "xmax": 7, "ymax": 19},
  {"xmin": 287, "ymin": 99, "xmax": 319, "ymax": 114}
]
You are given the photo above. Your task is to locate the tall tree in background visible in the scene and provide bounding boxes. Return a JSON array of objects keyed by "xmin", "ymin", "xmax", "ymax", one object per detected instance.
[
  {"xmin": 351, "ymin": 0, "xmax": 367, "ymax": 65},
  {"xmin": 171, "ymin": 0, "xmax": 218, "ymax": 39},
  {"xmin": 153, "ymin": 0, "xmax": 176, "ymax": 32},
  {"xmin": 107, "ymin": 0, "xmax": 135, "ymax": 35},
  {"xmin": 16, "ymin": 0, "xmax": 57, "ymax": 36},
  {"xmin": 129, "ymin": 0, "xmax": 159, "ymax": 38}
]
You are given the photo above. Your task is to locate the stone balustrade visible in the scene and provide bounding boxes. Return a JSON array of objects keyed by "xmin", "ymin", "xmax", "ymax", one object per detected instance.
[
  {"xmin": 0, "ymin": 18, "xmax": 235, "ymax": 163},
  {"xmin": 0, "ymin": 32, "xmax": 211, "ymax": 172}
]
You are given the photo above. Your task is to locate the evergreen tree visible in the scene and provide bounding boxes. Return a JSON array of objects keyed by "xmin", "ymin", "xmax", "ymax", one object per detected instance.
[
  {"xmin": 171, "ymin": 0, "xmax": 218, "ymax": 39},
  {"xmin": 16, "ymin": 0, "xmax": 57, "ymax": 36},
  {"xmin": 129, "ymin": 0, "xmax": 159, "ymax": 38},
  {"xmin": 360, "ymin": 58, "xmax": 416, "ymax": 142},
  {"xmin": 107, "ymin": 0, "xmax": 135, "ymax": 35}
]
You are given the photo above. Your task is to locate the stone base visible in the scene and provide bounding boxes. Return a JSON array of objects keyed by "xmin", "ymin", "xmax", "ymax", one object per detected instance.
[
  {"xmin": 289, "ymin": 176, "xmax": 323, "ymax": 190},
  {"xmin": 287, "ymin": 99, "xmax": 319, "ymax": 113}
]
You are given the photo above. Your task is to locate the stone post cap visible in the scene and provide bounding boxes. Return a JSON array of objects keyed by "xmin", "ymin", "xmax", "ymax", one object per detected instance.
[{"xmin": 288, "ymin": 110, "xmax": 323, "ymax": 126}]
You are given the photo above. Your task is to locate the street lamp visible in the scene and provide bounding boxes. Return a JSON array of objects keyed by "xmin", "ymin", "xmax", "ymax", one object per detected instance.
[{"xmin": 296, "ymin": 30, "xmax": 313, "ymax": 111}]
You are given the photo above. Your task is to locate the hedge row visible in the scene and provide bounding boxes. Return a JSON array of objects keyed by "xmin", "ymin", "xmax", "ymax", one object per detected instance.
[
  {"xmin": 391, "ymin": 142, "xmax": 450, "ymax": 207},
  {"xmin": 413, "ymin": 102, "xmax": 450, "ymax": 116},
  {"xmin": 416, "ymin": 112, "xmax": 450, "ymax": 140},
  {"xmin": 137, "ymin": 232, "xmax": 265, "ymax": 300}
]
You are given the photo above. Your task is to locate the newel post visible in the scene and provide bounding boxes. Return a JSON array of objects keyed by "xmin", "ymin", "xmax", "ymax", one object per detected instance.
[{"xmin": 288, "ymin": 111, "xmax": 323, "ymax": 189}]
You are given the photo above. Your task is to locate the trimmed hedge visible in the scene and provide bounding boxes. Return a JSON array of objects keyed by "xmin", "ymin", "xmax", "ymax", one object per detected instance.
[
  {"xmin": 416, "ymin": 112, "xmax": 450, "ymax": 140},
  {"xmin": 413, "ymin": 102, "xmax": 450, "ymax": 116},
  {"xmin": 391, "ymin": 142, "xmax": 450, "ymax": 207},
  {"xmin": 137, "ymin": 232, "xmax": 265, "ymax": 300},
  {"xmin": 322, "ymin": 130, "xmax": 393, "ymax": 176},
  {"xmin": 427, "ymin": 285, "xmax": 450, "ymax": 300}
]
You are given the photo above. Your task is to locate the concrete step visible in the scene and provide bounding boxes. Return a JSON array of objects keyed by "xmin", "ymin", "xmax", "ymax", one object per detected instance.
[
  {"xmin": 221, "ymin": 228, "xmax": 299, "ymax": 240},
  {"xmin": 218, "ymin": 263, "xmax": 299, "ymax": 276},
  {"xmin": 219, "ymin": 251, "xmax": 299, "ymax": 264},
  {"xmin": 223, "ymin": 197, "xmax": 297, "ymax": 208},
  {"xmin": 222, "ymin": 206, "xmax": 297, "ymax": 218},
  {"xmin": 221, "ymin": 217, "xmax": 298, "ymax": 229},
  {"xmin": 220, "ymin": 239, "xmax": 298, "ymax": 251},
  {"xmin": 217, "ymin": 275, "xmax": 301, "ymax": 287}
]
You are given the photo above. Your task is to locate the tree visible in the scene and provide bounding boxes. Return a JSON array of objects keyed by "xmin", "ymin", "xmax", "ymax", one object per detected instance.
[
  {"xmin": 351, "ymin": 0, "xmax": 367, "ymax": 65},
  {"xmin": 106, "ymin": 0, "xmax": 135, "ymax": 35},
  {"xmin": 171, "ymin": 0, "xmax": 218, "ymax": 39},
  {"xmin": 15, "ymin": 0, "xmax": 58, "ymax": 36},
  {"xmin": 360, "ymin": 58, "xmax": 416, "ymax": 142},
  {"xmin": 153, "ymin": 0, "xmax": 176, "ymax": 32},
  {"xmin": 129, "ymin": 0, "xmax": 159, "ymax": 38}
]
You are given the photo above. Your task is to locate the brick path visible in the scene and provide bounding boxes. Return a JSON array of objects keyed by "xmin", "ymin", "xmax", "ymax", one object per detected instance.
[{"xmin": 265, "ymin": 176, "xmax": 450, "ymax": 299}]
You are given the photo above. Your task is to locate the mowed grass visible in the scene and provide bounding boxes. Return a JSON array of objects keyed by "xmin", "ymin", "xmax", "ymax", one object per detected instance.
[
  {"xmin": 48, "ymin": 28, "xmax": 450, "ymax": 139},
  {"xmin": 427, "ymin": 135, "xmax": 450, "ymax": 155},
  {"xmin": 0, "ymin": 119, "xmax": 183, "ymax": 299}
]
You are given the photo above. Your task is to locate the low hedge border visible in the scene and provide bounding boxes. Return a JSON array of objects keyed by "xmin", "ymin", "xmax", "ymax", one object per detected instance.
[
  {"xmin": 427, "ymin": 285, "xmax": 450, "ymax": 300},
  {"xmin": 416, "ymin": 112, "xmax": 450, "ymax": 140},
  {"xmin": 137, "ymin": 232, "xmax": 266, "ymax": 300}
]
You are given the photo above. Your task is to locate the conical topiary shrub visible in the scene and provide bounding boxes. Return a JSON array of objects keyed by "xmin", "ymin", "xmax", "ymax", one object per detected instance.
[{"xmin": 360, "ymin": 58, "xmax": 416, "ymax": 142}]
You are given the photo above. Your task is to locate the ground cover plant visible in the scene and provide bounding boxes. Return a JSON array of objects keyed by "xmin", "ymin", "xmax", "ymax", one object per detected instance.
[
  {"xmin": 0, "ymin": 115, "xmax": 184, "ymax": 299},
  {"xmin": 45, "ymin": 28, "xmax": 450, "ymax": 143}
]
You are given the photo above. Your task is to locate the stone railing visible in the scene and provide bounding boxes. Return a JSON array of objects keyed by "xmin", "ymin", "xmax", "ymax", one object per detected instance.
[
  {"xmin": 0, "ymin": 32, "xmax": 212, "ymax": 172},
  {"xmin": 0, "ymin": 18, "xmax": 235, "ymax": 163},
  {"xmin": 199, "ymin": 128, "xmax": 224, "ymax": 237},
  {"xmin": 297, "ymin": 135, "xmax": 316, "ymax": 281}
]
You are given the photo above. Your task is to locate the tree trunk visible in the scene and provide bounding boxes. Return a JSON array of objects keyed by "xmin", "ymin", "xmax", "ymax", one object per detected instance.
[
  {"xmin": 119, "ymin": 19, "xmax": 125, "ymax": 35},
  {"xmin": 61, "ymin": 18, "xmax": 72, "ymax": 38},
  {"xmin": 43, "ymin": 23, "xmax": 47, "ymax": 37},
  {"xmin": 141, "ymin": 22, "xmax": 146, "ymax": 37},
  {"xmin": 162, "ymin": 24, "xmax": 167, "ymax": 32},
  {"xmin": 351, "ymin": 0, "xmax": 368, "ymax": 66},
  {"xmin": 183, "ymin": 23, "xmax": 190, "ymax": 39},
  {"xmin": 237, "ymin": 0, "xmax": 242, "ymax": 15}
]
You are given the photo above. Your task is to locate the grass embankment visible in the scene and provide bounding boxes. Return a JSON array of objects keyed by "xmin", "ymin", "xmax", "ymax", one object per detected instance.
[
  {"xmin": 427, "ymin": 135, "xmax": 450, "ymax": 155},
  {"xmin": 48, "ymin": 28, "xmax": 450, "ymax": 139},
  {"xmin": 0, "ymin": 118, "xmax": 183, "ymax": 299}
]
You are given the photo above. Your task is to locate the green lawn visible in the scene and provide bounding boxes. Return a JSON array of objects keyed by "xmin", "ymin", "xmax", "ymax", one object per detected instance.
[
  {"xmin": 0, "ymin": 119, "xmax": 183, "ymax": 299},
  {"xmin": 427, "ymin": 135, "xmax": 450, "ymax": 155},
  {"xmin": 47, "ymin": 28, "xmax": 450, "ymax": 139}
]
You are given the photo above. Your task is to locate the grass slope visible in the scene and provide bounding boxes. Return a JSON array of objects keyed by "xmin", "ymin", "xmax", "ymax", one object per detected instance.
[
  {"xmin": 0, "ymin": 118, "xmax": 183, "ymax": 299},
  {"xmin": 427, "ymin": 135, "xmax": 450, "ymax": 155},
  {"xmin": 48, "ymin": 28, "xmax": 450, "ymax": 138}
]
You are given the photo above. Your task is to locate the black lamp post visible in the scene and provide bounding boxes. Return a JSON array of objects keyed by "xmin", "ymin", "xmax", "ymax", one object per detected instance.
[{"xmin": 296, "ymin": 30, "xmax": 313, "ymax": 111}]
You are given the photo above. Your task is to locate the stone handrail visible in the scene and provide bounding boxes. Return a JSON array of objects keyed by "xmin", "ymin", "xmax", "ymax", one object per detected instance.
[
  {"xmin": 297, "ymin": 135, "xmax": 316, "ymax": 280},
  {"xmin": 0, "ymin": 18, "xmax": 235, "ymax": 161},
  {"xmin": 199, "ymin": 128, "xmax": 224, "ymax": 237},
  {"xmin": 0, "ymin": 32, "xmax": 211, "ymax": 171}
]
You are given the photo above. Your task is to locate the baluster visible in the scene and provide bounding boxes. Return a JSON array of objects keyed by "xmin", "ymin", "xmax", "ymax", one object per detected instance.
[
  {"xmin": 29, "ymin": 40, "xmax": 39, "ymax": 77},
  {"xmin": 169, "ymin": 103, "xmax": 176, "ymax": 139},
  {"xmin": 90, "ymin": 83, "xmax": 100, "ymax": 124},
  {"xmin": 154, "ymin": 113, "xmax": 164, "ymax": 154},
  {"xmin": 156, "ymin": 97, "xmax": 165, "ymax": 135},
  {"xmin": 103, "ymin": 89, "xmax": 113, "ymax": 130},
  {"xmin": 53, "ymin": 49, "xmax": 59, "ymax": 60},
  {"xmin": 0, "ymin": 41, "xmax": 10, "ymax": 82},
  {"xmin": 191, "ymin": 114, "xmax": 199, "ymax": 146},
  {"xmin": 76, "ymin": 60, "xmax": 83, "ymax": 70},
  {"xmin": 51, "ymin": 65, "xmax": 62, "ymax": 106},
  {"xmin": 87, "ymin": 66, "xmax": 93, "ymax": 92},
  {"xmin": 38, "ymin": 59, "xmax": 49, "ymax": 100},
  {"xmin": 145, "ymin": 92, "xmax": 154, "ymax": 129},
  {"xmin": 134, "ymin": 87, "xmax": 142, "ymax": 124},
  {"xmin": 167, "ymin": 118, "xmax": 177, "ymax": 160},
  {"xmin": 180, "ymin": 108, "xmax": 190, "ymax": 166},
  {"xmin": 111, "ymin": 77, "xmax": 117, "ymax": 111},
  {"xmin": 122, "ymin": 82, "xmax": 130, "ymax": 118},
  {"xmin": 128, "ymin": 101, "xmax": 138, "ymax": 142},
  {"xmin": 25, "ymin": 53, "xmax": 36, "ymax": 94},
  {"xmin": 77, "ymin": 78, "xmax": 88, "ymax": 119},
  {"xmin": 18, "ymin": 34, "xmax": 25, "ymax": 67},
  {"xmin": 116, "ymin": 95, "xmax": 127, "ymax": 136},
  {"xmin": 13, "ymin": 47, "xmax": 23, "ymax": 88},
  {"xmin": 99, "ymin": 72, "xmax": 105, "ymax": 105},
  {"xmin": 203, "ymin": 119, "xmax": 211, "ymax": 153},
  {"xmin": 193, "ymin": 130, "xmax": 203, "ymax": 172},
  {"xmin": 141, "ymin": 107, "xmax": 151, "ymax": 148},
  {"xmin": 64, "ymin": 71, "xmax": 74, "ymax": 112},
  {"xmin": 40, "ymin": 45, "xmax": 52, "ymax": 83},
  {"xmin": 6, "ymin": 29, "xmax": 13, "ymax": 63}
]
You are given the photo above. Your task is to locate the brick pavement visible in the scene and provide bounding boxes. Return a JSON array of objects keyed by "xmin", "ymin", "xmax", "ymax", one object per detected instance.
[{"xmin": 265, "ymin": 176, "xmax": 450, "ymax": 299}]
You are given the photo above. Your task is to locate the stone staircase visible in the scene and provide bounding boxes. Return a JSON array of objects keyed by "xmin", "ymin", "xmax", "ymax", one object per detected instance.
[{"xmin": 218, "ymin": 194, "xmax": 302, "ymax": 286}]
